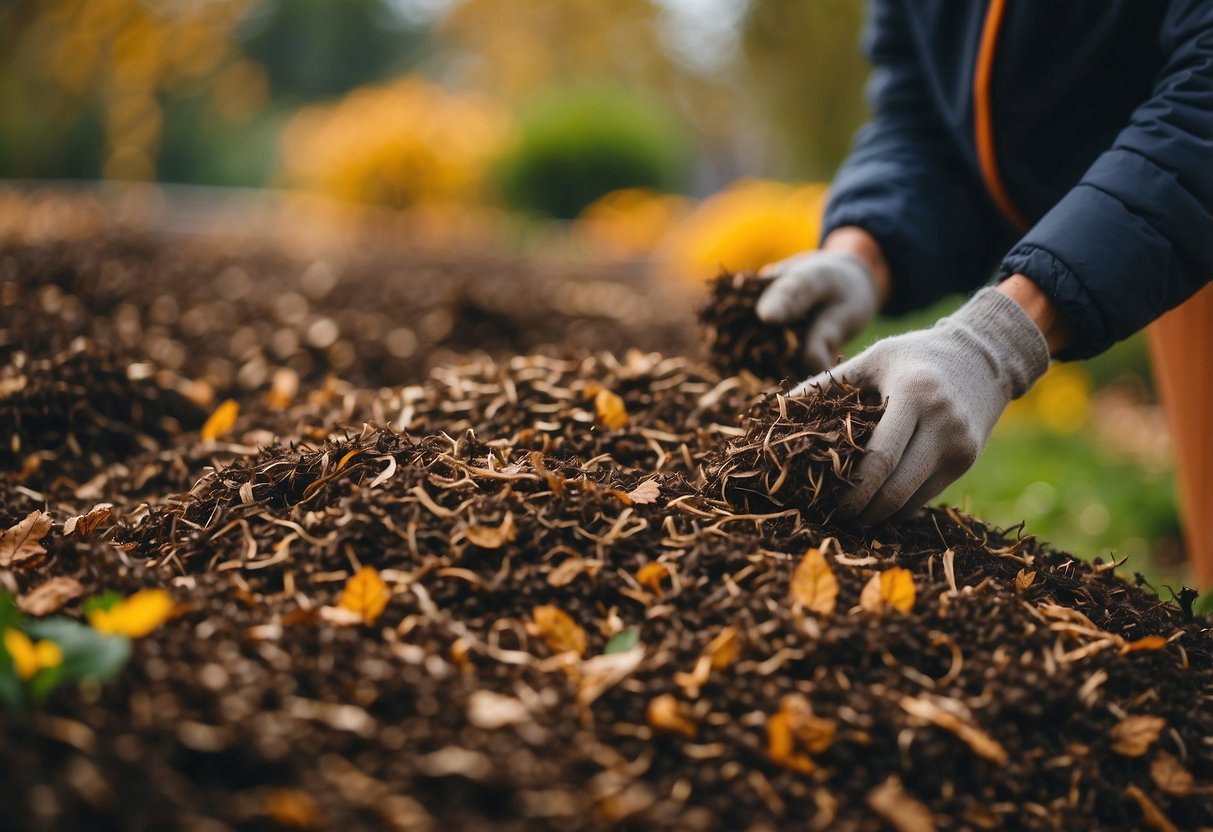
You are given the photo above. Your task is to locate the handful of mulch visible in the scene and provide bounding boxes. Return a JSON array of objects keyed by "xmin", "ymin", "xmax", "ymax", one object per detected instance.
[
  {"xmin": 707, "ymin": 382, "xmax": 882, "ymax": 518},
  {"xmin": 698, "ymin": 270, "xmax": 804, "ymax": 381}
]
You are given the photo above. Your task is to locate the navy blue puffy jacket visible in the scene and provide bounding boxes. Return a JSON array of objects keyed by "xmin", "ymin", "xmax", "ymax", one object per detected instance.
[{"xmin": 821, "ymin": 0, "xmax": 1213, "ymax": 359}]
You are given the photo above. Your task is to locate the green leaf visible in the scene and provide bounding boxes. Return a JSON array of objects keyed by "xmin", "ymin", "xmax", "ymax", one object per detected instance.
[
  {"xmin": 604, "ymin": 627, "xmax": 639, "ymax": 655},
  {"xmin": 0, "ymin": 665, "xmax": 22, "ymax": 712},
  {"xmin": 82, "ymin": 591, "xmax": 123, "ymax": 616},
  {"xmin": 0, "ymin": 589, "xmax": 19, "ymax": 632},
  {"xmin": 25, "ymin": 618, "xmax": 130, "ymax": 684}
]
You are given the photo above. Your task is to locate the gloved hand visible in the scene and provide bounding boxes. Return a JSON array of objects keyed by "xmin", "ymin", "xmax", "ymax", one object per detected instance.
[
  {"xmin": 793, "ymin": 287, "xmax": 1050, "ymax": 524},
  {"xmin": 756, "ymin": 250, "xmax": 881, "ymax": 372}
]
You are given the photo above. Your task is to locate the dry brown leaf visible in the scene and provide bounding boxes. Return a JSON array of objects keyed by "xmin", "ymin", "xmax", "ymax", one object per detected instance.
[
  {"xmin": 647, "ymin": 693, "xmax": 697, "ymax": 739},
  {"xmin": 336, "ymin": 566, "xmax": 391, "ymax": 626},
  {"xmin": 63, "ymin": 503, "xmax": 114, "ymax": 538},
  {"xmin": 1125, "ymin": 784, "xmax": 1180, "ymax": 832},
  {"xmin": 779, "ymin": 693, "xmax": 836, "ymax": 754},
  {"xmin": 532, "ymin": 604, "xmax": 586, "ymax": 656},
  {"xmin": 201, "ymin": 398, "xmax": 239, "ymax": 441},
  {"xmin": 577, "ymin": 644, "xmax": 644, "ymax": 707},
  {"xmin": 594, "ymin": 388, "xmax": 629, "ymax": 430},
  {"xmin": 1111, "ymin": 714, "xmax": 1166, "ymax": 757},
  {"xmin": 1121, "ymin": 635, "xmax": 1169, "ymax": 655},
  {"xmin": 1014, "ymin": 568, "xmax": 1036, "ymax": 593},
  {"xmin": 900, "ymin": 695, "xmax": 1008, "ymax": 765},
  {"xmin": 625, "ymin": 479, "xmax": 661, "ymax": 505},
  {"xmin": 790, "ymin": 547, "xmax": 838, "ymax": 616},
  {"xmin": 636, "ymin": 562, "xmax": 670, "ymax": 597},
  {"xmin": 0, "ymin": 510, "xmax": 53, "ymax": 569},
  {"xmin": 1150, "ymin": 751, "xmax": 1195, "ymax": 797},
  {"xmin": 18, "ymin": 577, "xmax": 85, "ymax": 617},
  {"xmin": 867, "ymin": 777, "xmax": 936, "ymax": 832},
  {"xmin": 859, "ymin": 567, "xmax": 915, "ymax": 615},
  {"xmin": 464, "ymin": 512, "xmax": 516, "ymax": 549},
  {"xmin": 547, "ymin": 556, "xmax": 599, "ymax": 587},
  {"xmin": 706, "ymin": 626, "xmax": 741, "ymax": 671}
]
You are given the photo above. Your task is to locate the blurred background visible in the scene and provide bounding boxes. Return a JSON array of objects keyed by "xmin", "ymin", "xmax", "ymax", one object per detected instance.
[{"xmin": 0, "ymin": 0, "xmax": 1186, "ymax": 587}]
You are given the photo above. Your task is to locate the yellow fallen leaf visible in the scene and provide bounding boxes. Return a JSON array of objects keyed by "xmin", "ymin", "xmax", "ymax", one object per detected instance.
[
  {"xmin": 859, "ymin": 567, "xmax": 916, "ymax": 615},
  {"xmin": 790, "ymin": 547, "xmax": 838, "ymax": 616},
  {"xmin": 647, "ymin": 693, "xmax": 697, "ymax": 739},
  {"xmin": 1111, "ymin": 714, "xmax": 1166, "ymax": 757},
  {"xmin": 0, "ymin": 510, "xmax": 53, "ymax": 569},
  {"xmin": 201, "ymin": 398, "xmax": 240, "ymax": 441},
  {"xmin": 88, "ymin": 589, "xmax": 175, "ymax": 638},
  {"xmin": 19, "ymin": 577, "xmax": 85, "ymax": 617},
  {"xmin": 1121, "ymin": 635, "xmax": 1169, "ymax": 655},
  {"xmin": 636, "ymin": 562, "xmax": 670, "ymax": 597},
  {"xmin": 766, "ymin": 710, "xmax": 816, "ymax": 775},
  {"xmin": 532, "ymin": 604, "xmax": 586, "ymax": 656},
  {"xmin": 464, "ymin": 512, "xmax": 517, "ymax": 549},
  {"xmin": 594, "ymin": 388, "xmax": 629, "ymax": 430},
  {"xmin": 3, "ymin": 628, "xmax": 63, "ymax": 680},
  {"xmin": 673, "ymin": 626, "xmax": 741, "ymax": 697},
  {"xmin": 336, "ymin": 566, "xmax": 391, "ymax": 626}
]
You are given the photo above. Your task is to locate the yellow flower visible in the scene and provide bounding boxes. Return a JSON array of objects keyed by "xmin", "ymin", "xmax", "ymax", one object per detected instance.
[
  {"xmin": 4, "ymin": 628, "xmax": 64, "ymax": 681},
  {"xmin": 88, "ymin": 589, "xmax": 174, "ymax": 638}
]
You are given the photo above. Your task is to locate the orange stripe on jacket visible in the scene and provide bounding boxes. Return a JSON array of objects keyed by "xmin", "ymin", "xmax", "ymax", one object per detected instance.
[{"xmin": 975, "ymin": 0, "xmax": 1030, "ymax": 233}]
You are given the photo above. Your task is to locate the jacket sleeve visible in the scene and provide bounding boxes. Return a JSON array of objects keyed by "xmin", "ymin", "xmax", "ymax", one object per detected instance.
[
  {"xmin": 999, "ymin": 0, "xmax": 1213, "ymax": 360},
  {"xmin": 821, "ymin": 0, "xmax": 1003, "ymax": 314}
]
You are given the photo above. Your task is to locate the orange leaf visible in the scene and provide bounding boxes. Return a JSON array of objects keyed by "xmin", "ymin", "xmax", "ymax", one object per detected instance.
[
  {"xmin": 766, "ymin": 710, "xmax": 817, "ymax": 775},
  {"xmin": 88, "ymin": 589, "xmax": 175, "ymax": 638},
  {"xmin": 1014, "ymin": 568, "xmax": 1036, "ymax": 593},
  {"xmin": 859, "ymin": 567, "xmax": 915, "ymax": 615},
  {"xmin": 264, "ymin": 788, "xmax": 323, "ymax": 829},
  {"xmin": 1121, "ymin": 635, "xmax": 1169, "ymax": 655},
  {"xmin": 706, "ymin": 626, "xmax": 741, "ymax": 671},
  {"xmin": 336, "ymin": 566, "xmax": 391, "ymax": 626},
  {"xmin": 594, "ymin": 388, "xmax": 629, "ymax": 430},
  {"xmin": 636, "ymin": 562, "xmax": 670, "ymax": 597},
  {"xmin": 464, "ymin": 512, "xmax": 517, "ymax": 549},
  {"xmin": 201, "ymin": 398, "xmax": 240, "ymax": 441},
  {"xmin": 532, "ymin": 604, "xmax": 586, "ymax": 656},
  {"xmin": 647, "ymin": 693, "xmax": 697, "ymax": 739},
  {"xmin": 63, "ymin": 503, "xmax": 114, "ymax": 538},
  {"xmin": 0, "ymin": 510, "xmax": 52, "ymax": 569},
  {"xmin": 790, "ymin": 547, "xmax": 838, "ymax": 616}
]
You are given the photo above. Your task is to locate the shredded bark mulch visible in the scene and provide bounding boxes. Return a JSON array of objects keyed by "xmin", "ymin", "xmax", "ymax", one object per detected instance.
[{"xmin": 1, "ymin": 220, "xmax": 1210, "ymax": 832}]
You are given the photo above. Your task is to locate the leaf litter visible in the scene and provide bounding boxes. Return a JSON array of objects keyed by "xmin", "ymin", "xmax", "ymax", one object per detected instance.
[{"xmin": 0, "ymin": 218, "xmax": 1211, "ymax": 831}]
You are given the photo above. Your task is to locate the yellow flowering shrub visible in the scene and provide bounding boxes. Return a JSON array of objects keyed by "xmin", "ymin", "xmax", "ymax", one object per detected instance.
[
  {"xmin": 280, "ymin": 77, "xmax": 514, "ymax": 209},
  {"xmin": 573, "ymin": 188, "xmax": 693, "ymax": 258},
  {"xmin": 654, "ymin": 179, "xmax": 828, "ymax": 285},
  {"xmin": 1001, "ymin": 364, "xmax": 1093, "ymax": 434}
]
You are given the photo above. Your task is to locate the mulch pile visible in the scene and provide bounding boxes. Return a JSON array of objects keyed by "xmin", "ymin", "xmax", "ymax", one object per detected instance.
[{"xmin": 1, "ymin": 213, "xmax": 1211, "ymax": 831}]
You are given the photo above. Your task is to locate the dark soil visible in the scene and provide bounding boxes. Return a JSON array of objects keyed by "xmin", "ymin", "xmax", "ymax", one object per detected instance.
[{"xmin": 1, "ymin": 209, "xmax": 1210, "ymax": 832}]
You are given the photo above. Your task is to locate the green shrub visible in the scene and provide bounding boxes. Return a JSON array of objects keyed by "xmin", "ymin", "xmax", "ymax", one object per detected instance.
[{"xmin": 495, "ymin": 87, "xmax": 690, "ymax": 219}]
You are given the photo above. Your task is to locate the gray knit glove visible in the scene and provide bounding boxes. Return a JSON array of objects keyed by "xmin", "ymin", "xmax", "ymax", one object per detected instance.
[
  {"xmin": 756, "ymin": 251, "xmax": 880, "ymax": 372},
  {"xmin": 792, "ymin": 288, "xmax": 1050, "ymax": 524}
]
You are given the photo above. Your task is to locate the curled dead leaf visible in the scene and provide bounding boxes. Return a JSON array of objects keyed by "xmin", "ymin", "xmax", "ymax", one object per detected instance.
[
  {"xmin": 859, "ymin": 567, "xmax": 916, "ymax": 615},
  {"xmin": 63, "ymin": 503, "xmax": 114, "ymax": 538},
  {"xmin": 547, "ymin": 556, "xmax": 600, "ymax": 587},
  {"xmin": 201, "ymin": 398, "xmax": 239, "ymax": 441},
  {"xmin": 0, "ymin": 510, "xmax": 53, "ymax": 569},
  {"xmin": 336, "ymin": 566, "xmax": 391, "ymax": 626},
  {"xmin": 766, "ymin": 710, "xmax": 816, "ymax": 775},
  {"xmin": 19, "ymin": 577, "xmax": 85, "ymax": 617},
  {"xmin": 636, "ymin": 562, "xmax": 670, "ymax": 597},
  {"xmin": 594, "ymin": 388, "xmax": 629, "ymax": 430},
  {"xmin": 674, "ymin": 627, "xmax": 740, "ymax": 698},
  {"xmin": 532, "ymin": 604, "xmax": 586, "ymax": 657},
  {"xmin": 900, "ymin": 695, "xmax": 1007, "ymax": 765},
  {"xmin": 778, "ymin": 693, "xmax": 836, "ymax": 754},
  {"xmin": 647, "ymin": 693, "xmax": 697, "ymax": 739},
  {"xmin": 464, "ymin": 512, "xmax": 517, "ymax": 549},
  {"xmin": 1014, "ymin": 568, "xmax": 1036, "ymax": 593},
  {"xmin": 1121, "ymin": 635, "xmax": 1169, "ymax": 655},
  {"xmin": 1111, "ymin": 714, "xmax": 1166, "ymax": 757},
  {"xmin": 790, "ymin": 547, "xmax": 838, "ymax": 616}
]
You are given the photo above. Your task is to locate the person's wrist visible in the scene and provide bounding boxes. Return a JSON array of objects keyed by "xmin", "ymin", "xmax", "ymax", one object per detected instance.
[
  {"xmin": 995, "ymin": 274, "xmax": 1073, "ymax": 355},
  {"xmin": 822, "ymin": 226, "xmax": 892, "ymax": 308}
]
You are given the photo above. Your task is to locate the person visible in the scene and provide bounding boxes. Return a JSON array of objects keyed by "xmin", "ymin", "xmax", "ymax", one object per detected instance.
[{"xmin": 754, "ymin": 0, "xmax": 1213, "ymax": 580}]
